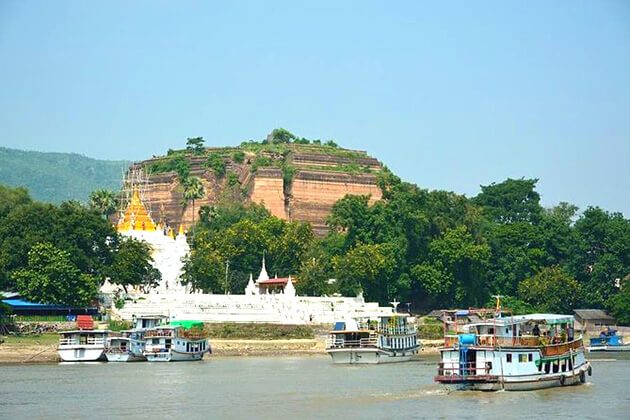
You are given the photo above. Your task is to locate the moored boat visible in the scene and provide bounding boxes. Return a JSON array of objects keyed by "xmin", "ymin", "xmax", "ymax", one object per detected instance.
[
  {"xmin": 588, "ymin": 328, "xmax": 630, "ymax": 352},
  {"xmin": 58, "ymin": 315, "xmax": 109, "ymax": 362},
  {"xmin": 58, "ymin": 330, "xmax": 109, "ymax": 362},
  {"xmin": 326, "ymin": 314, "xmax": 420, "ymax": 364},
  {"xmin": 105, "ymin": 334, "xmax": 145, "ymax": 362},
  {"xmin": 434, "ymin": 310, "xmax": 592, "ymax": 391},
  {"xmin": 143, "ymin": 320, "xmax": 210, "ymax": 362}
]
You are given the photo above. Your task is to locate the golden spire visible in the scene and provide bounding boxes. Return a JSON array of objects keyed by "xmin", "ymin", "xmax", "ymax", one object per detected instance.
[{"xmin": 117, "ymin": 189, "xmax": 157, "ymax": 232}]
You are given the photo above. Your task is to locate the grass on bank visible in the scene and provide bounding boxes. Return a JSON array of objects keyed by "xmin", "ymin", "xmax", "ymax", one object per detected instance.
[
  {"xmin": 205, "ymin": 323, "xmax": 314, "ymax": 340},
  {"xmin": 1, "ymin": 333, "xmax": 58, "ymax": 346}
]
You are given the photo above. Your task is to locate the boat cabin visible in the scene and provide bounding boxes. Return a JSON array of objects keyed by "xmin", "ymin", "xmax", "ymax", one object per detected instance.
[{"xmin": 58, "ymin": 330, "xmax": 109, "ymax": 347}]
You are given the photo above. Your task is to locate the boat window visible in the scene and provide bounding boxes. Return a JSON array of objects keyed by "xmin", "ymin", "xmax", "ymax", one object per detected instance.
[
  {"xmin": 561, "ymin": 360, "xmax": 567, "ymax": 372},
  {"xmin": 518, "ymin": 354, "xmax": 527, "ymax": 363},
  {"xmin": 552, "ymin": 361, "xmax": 559, "ymax": 373},
  {"xmin": 528, "ymin": 353, "xmax": 533, "ymax": 362},
  {"xmin": 544, "ymin": 362, "xmax": 550, "ymax": 374},
  {"xmin": 506, "ymin": 354, "xmax": 512, "ymax": 363}
]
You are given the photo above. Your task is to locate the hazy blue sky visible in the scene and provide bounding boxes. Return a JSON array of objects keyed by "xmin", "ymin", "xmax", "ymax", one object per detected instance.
[{"xmin": 1, "ymin": 1, "xmax": 628, "ymax": 214}]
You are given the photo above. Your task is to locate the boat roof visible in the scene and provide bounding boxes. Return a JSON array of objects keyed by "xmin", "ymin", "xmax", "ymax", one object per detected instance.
[{"xmin": 509, "ymin": 313, "xmax": 574, "ymax": 325}]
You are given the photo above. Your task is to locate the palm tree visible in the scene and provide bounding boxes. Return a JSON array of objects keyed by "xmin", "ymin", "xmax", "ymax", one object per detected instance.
[
  {"xmin": 182, "ymin": 176, "xmax": 205, "ymax": 231},
  {"xmin": 89, "ymin": 189, "xmax": 117, "ymax": 219}
]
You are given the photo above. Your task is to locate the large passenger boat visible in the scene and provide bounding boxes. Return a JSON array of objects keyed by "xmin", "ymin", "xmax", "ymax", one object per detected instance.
[
  {"xmin": 434, "ymin": 309, "xmax": 592, "ymax": 391},
  {"xmin": 143, "ymin": 320, "xmax": 210, "ymax": 362},
  {"xmin": 326, "ymin": 313, "xmax": 420, "ymax": 364},
  {"xmin": 58, "ymin": 316, "xmax": 109, "ymax": 362}
]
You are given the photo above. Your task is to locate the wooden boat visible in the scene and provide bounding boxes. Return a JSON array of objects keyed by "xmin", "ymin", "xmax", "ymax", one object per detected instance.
[
  {"xmin": 326, "ymin": 314, "xmax": 420, "ymax": 364},
  {"xmin": 434, "ymin": 309, "xmax": 592, "ymax": 391}
]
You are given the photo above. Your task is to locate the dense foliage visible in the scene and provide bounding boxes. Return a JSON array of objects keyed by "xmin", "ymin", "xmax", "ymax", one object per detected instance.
[
  {"xmin": 182, "ymin": 172, "xmax": 629, "ymax": 320},
  {"xmin": 0, "ymin": 186, "xmax": 157, "ymax": 306}
]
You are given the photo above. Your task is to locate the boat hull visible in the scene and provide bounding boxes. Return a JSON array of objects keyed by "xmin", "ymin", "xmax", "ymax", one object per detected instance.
[
  {"xmin": 105, "ymin": 352, "xmax": 146, "ymax": 362},
  {"xmin": 327, "ymin": 347, "xmax": 417, "ymax": 364},
  {"xmin": 144, "ymin": 350, "xmax": 206, "ymax": 362},
  {"xmin": 587, "ymin": 345, "xmax": 630, "ymax": 352},
  {"xmin": 58, "ymin": 347, "xmax": 105, "ymax": 362},
  {"xmin": 438, "ymin": 363, "xmax": 592, "ymax": 392}
]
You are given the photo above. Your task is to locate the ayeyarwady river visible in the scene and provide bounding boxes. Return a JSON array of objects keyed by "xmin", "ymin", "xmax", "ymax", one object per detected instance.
[{"xmin": 1, "ymin": 353, "xmax": 628, "ymax": 419}]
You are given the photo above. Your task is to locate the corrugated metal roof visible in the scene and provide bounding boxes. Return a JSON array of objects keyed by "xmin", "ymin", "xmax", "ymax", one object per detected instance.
[{"xmin": 573, "ymin": 309, "xmax": 615, "ymax": 321}]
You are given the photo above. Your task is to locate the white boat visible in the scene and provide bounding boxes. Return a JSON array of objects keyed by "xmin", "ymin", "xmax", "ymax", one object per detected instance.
[
  {"xmin": 434, "ymin": 310, "xmax": 592, "ymax": 391},
  {"xmin": 58, "ymin": 330, "xmax": 109, "ymax": 362},
  {"xmin": 105, "ymin": 334, "xmax": 145, "ymax": 362},
  {"xmin": 143, "ymin": 321, "xmax": 210, "ymax": 362},
  {"xmin": 326, "ymin": 314, "xmax": 420, "ymax": 364}
]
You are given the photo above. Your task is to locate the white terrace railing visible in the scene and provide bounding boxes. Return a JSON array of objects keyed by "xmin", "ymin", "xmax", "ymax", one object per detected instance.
[{"xmin": 59, "ymin": 337, "xmax": 107, "ymax": 346}]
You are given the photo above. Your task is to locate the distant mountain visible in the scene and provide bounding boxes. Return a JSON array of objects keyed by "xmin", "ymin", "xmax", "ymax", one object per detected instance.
[{"xmin": 0, "ymin": 147, "xmax": 129, "ymax": 204}]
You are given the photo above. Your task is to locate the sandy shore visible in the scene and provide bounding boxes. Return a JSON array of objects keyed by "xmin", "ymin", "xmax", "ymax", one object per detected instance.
[{"xmin": 0, "ymin": 337, "xmax": 441, "ymax": 364}]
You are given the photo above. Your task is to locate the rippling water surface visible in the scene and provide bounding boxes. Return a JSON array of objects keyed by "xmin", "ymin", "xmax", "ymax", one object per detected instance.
[{"xmin": 1, "ymin": 354, "xmax": 628, "ymax": 419}]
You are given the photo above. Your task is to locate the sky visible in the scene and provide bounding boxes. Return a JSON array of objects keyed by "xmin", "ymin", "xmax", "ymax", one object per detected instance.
[{"xmin": 1, "ymin": 1, "xmax": 628, "ymax": 215}]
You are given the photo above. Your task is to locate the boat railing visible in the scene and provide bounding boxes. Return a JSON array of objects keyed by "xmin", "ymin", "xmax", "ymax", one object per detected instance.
[
  {"xmin": 541, "ymin": 337, "xmax": 583, "ymax": 356},
  {"xmin": 144, "ymin": 330, "xmax": 174, "ymax": 339},
  {"xmin": 59, "ymin": 337, "xmax": 106, "ymax": 346},
  {"xmin": 180, "ymin": 330, "xmax": 207, "ymax": 340},
  {"xmin": 443, "ymin": 334, "xmax": 579, "ymax": 349},
  {"xmin": 377, "ymin": 326, "xmax": 416, "ymax": 335},
  {"xmin": 437, "ymin": 361, "xmax": 493, "ymax": 377},
  {"xmin": 326, "ymin": 337, "xmax": 378, "ymax": 349}
]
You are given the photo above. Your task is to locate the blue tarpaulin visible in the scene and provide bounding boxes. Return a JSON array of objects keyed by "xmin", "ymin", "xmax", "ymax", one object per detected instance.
[{"xmin": 1, "ymin": 299, "xmax": 98, "ymax": 316}]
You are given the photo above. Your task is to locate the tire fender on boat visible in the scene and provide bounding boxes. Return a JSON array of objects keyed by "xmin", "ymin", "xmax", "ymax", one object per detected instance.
[
  {"xmin": 559, "ymin": 375, "xmax": 566, "ymax": 386},
  {"xmin": 587, "ymin": 365, "xmax": 592, "ymax": 376},
  {"xmin": 580, "ymin": 371, "xmax": 586, "ymax": 383}
]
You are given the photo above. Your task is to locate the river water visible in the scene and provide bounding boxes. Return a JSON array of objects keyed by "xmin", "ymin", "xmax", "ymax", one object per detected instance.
[{"xmin": 1, "ymin": 354, "xmax": 628, "ymax": 419}]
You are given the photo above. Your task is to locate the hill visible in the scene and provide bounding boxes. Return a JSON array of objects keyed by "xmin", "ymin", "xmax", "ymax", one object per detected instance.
[
  {"xmin": 132, "ymin": 134, "xmax": 384, "ymax": 235},
  {"xmin": 0, "ymin": 147, "xmax": 129, "ymax": 204}
]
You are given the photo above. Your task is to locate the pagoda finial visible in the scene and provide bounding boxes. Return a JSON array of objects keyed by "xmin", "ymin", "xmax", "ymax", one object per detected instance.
[{"xmin": 257, "ymin": 252, "xmax": 269, "ymax": 282}]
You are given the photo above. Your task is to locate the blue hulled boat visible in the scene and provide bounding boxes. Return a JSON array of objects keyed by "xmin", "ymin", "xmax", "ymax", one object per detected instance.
[{"xmin": 588, "ymin": 329, "xmax": 630, "ymax": 352}]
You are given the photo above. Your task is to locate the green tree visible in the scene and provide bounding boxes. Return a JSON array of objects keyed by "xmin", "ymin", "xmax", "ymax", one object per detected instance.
[
  {"xmin": 106, "ymin": 237, "xmax": 161, "ymax": 293},
  {"xmin": 0, "ymin": 200, "xmax": 117, "ymax": 290},
  {"xmin": 568, "ymin": 207, "xmax": 629, "ymax": 307},
  {"xmin": 518, "ymin": 266, "xmax": 582, "ymax": 313},
  {"xmin": 206, "ymin": 153, "xmax": 226, "ymax": 177},
  {"xmin": 186, "ymin": 137, "xmax": 205, "ymax": 155},
  {"xmin": 182, "ymin": 176, "xmax": 205, "ymax": 228},
  {"xmin": 0, "ymin": 185, "xmax": 31, "ymax": 219},
  {"xmin": 607, "ymin": 277, "xmax": 630, "ymax": 325},
  {"xmin": 266, "ymin": 128, "xmax": 296, "ymax": 144},
  {"xmin": 333, "ymin": 242, "xmax": 398, "ymax": 304},
  {"xmin": 12, "ymin": 242, "xmax": 99, "ymax": 306},
  {"xmin": 89, "ymin": 189, "xmax": 118, "ymax": 218},
  {"xmin": 473, "ymin": 178, "xmax": 542, "ymax": 224},
  {"xmin": 414, "ymin": 226, "xmax": 491, "ymax": 307}
]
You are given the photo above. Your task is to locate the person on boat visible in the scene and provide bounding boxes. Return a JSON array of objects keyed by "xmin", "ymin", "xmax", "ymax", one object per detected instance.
[
  {"xmin": 533, "ymin": 324, "xmax": 540, "ymax": 337},
  {"xmin": 567, "ymin": 324, "xmax": 574, "ymax": 341}
]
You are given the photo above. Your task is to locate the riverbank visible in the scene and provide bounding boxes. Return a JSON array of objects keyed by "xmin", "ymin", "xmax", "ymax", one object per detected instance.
[{"xmin": 0, "ymin": 334, "xmax": 442, "ymax": 363}]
